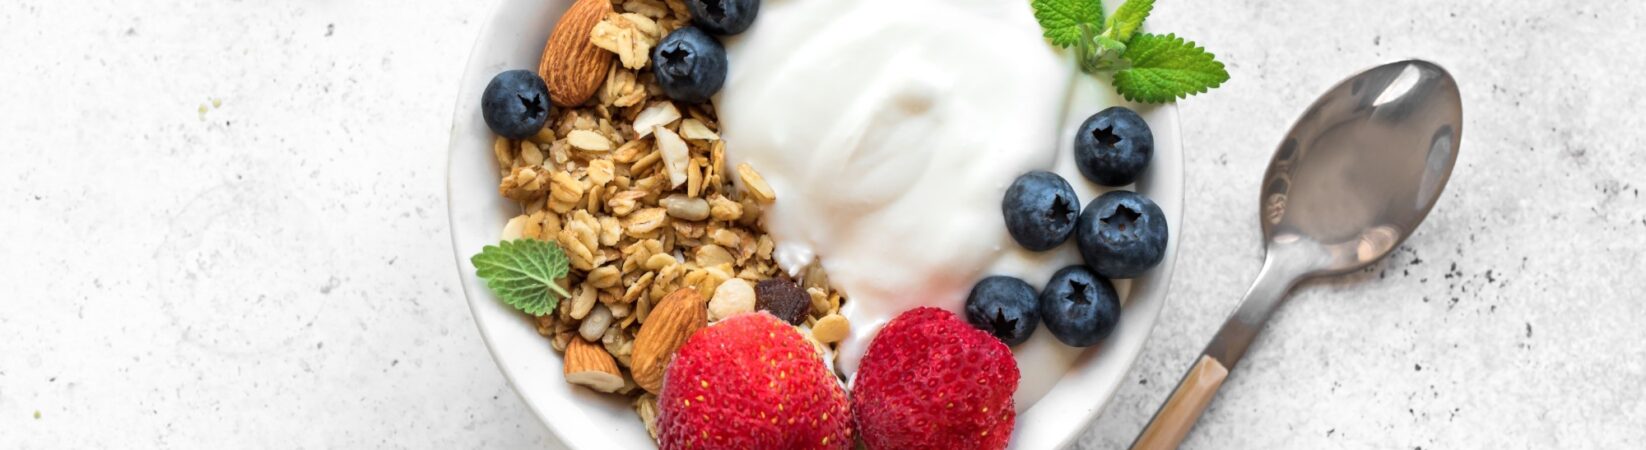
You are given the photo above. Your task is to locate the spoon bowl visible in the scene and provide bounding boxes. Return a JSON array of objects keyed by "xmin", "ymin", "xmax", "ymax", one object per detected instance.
[
  {"xmin": 1132, "ymin": 60, "xmax": 1463, "ymax": 449},
  {"xmin": 1262, "ymin": 60, "xmax": 1464, "ymax": 275}
]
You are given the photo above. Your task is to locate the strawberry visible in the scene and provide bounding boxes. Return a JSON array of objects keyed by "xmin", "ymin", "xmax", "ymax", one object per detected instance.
[
  {"xmin": 851, "ymin": 307, "xmax": 1020, "ymax": 450},
  {"xmin": 658, "ymin": 312, "xmax": 852, "ymax": 449}
]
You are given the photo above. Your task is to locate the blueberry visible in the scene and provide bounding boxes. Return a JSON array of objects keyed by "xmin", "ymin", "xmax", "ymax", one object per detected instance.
[
  {"xmin": 1075, "ymin": 107, "xmax": 1154, "ymax": 186},
  {"xmin": 687, "ymin": 0, "xmax": 760, "ymax": 36},
  {"xmin": 1038, "ymin": 266, "xmax": 1121, "ymax": 347},
  {"xmin": 1002, "ymin": 171, "xmax": 1080, "ymax": 251},
  {"xmin": 651, "ymin": 27, "xmax": 728, "ymax": 104},
  {"xmin": 480, "ymin": 70, "xmax": 551, "ymax": 140},
  {"xmin": 1077, "ymin": 191, "xmax": 1168, "ymax": 279},
  {"xmin": 965, "ymin": 276, "xmax": 1041, "ymax": 346}
]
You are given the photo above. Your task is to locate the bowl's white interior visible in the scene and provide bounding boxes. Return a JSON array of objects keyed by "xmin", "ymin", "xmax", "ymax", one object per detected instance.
[{"xmin": 446, "ymin": 0, "xmax": 1183, "ymax": 448}]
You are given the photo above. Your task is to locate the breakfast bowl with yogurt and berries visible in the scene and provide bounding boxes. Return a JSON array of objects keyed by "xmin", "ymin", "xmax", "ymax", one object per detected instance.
[{"xmin": 448, "ymin": 0, "xmax": 1225, "ymax": 448}]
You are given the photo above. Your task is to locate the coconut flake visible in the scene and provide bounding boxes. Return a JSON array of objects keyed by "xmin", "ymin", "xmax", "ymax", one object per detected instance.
[
  {"xmin": 654, "ymin": 126, "xmax": 690, "ymax": 189},
  {"xmin": 633, "ymin": 102, "xmax": 681, "ymax": 138},
  {"xmin": 679, "ymin": 119, "xmax": 720, "ymax": 141}
]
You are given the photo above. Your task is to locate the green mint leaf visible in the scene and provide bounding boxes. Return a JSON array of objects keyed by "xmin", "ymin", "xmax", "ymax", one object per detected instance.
[
  {"xmin": 471, "ymin": 239, "xmax": 571, "ymax": 317},
  {"xmin": 1103, "ymin": 0, "xmax": 1154, "ymax": 43},
  {"xmin": 1033, "ymin": 0, "xmax": 1105, "ymax": 48},
  {"xmin": 1112, "ymin": 33, "xmax": 1230, "ymax": 103}
]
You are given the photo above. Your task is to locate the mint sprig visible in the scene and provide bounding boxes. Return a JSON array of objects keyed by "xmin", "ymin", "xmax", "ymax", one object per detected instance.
[
  {"xmin": 471, "ymin": 239, "xmax": 571, "ymax": 317},
  {"xmin": 1034, "ymin": 0, "xmax": 1228, "ymax": 103}
]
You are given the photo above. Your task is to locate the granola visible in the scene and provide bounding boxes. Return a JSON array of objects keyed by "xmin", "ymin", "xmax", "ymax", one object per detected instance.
[{"xmin": 486, "ymin": 0, "xmax": 849, "ymax": 436}]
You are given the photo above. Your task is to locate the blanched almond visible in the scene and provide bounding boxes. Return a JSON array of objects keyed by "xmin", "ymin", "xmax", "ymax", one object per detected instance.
[{"xmin": 654, "ymin": 126, "xmax": 689, "ymax": 189}]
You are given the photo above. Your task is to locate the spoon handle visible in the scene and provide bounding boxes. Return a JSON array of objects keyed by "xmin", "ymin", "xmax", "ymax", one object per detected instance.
[
  {"xmin": 1130, "ymin": 254, "xmax": 1307, "ymax": 449},
  {"xmin": 1131, "ymin": 355, "xmax": 1229, "ymax": 449}
]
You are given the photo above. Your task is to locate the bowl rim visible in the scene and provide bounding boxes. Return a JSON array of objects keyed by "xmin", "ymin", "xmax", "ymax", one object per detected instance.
[
  {"xmin": 444, "ymin": 0, "xmax": 1185, "ymax": 447},
  {"xmin": 444, "ymin": 1, "xmax": 590, "ymax": 448}
]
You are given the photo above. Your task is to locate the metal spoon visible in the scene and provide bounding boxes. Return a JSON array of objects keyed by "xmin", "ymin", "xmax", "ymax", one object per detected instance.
[{"xmin": 1131, "ymin": 60, "xmax": 1464, "ymax": 449}]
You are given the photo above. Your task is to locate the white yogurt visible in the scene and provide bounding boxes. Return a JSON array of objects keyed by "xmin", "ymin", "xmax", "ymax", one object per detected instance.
[{"xmin": 719, "ymin": 0, "xmax": 1127, "ymax": 410}]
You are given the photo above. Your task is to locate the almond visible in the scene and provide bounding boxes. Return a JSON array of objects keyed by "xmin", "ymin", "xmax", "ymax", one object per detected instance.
[
  {"xmin": 539, "ymin": 0, "xmax": 614, "ymax": 107},
  {"xmin": 630, "ymin": 287, "xmax": 707, "ymax": 393},
  {"xmin": 564, "ymin": 337, "xmax": 624, "ymax": 393}
]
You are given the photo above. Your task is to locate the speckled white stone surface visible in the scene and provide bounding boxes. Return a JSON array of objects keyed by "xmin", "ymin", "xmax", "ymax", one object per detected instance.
[{"xmin": 2, "ymin": 0, "xmax": 1642, "ymax": 448}]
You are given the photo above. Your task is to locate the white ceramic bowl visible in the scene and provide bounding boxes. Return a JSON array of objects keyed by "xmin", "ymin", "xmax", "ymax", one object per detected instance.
[{"xmin": 446, "ymin": 1, "xmax": 1183, "ymax": 448}]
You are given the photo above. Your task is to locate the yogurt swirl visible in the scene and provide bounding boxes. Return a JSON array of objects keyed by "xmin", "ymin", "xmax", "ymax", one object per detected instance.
[{"xmin": 719, "ymin": 0, "xmax": 1124, "ymax": 410}]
